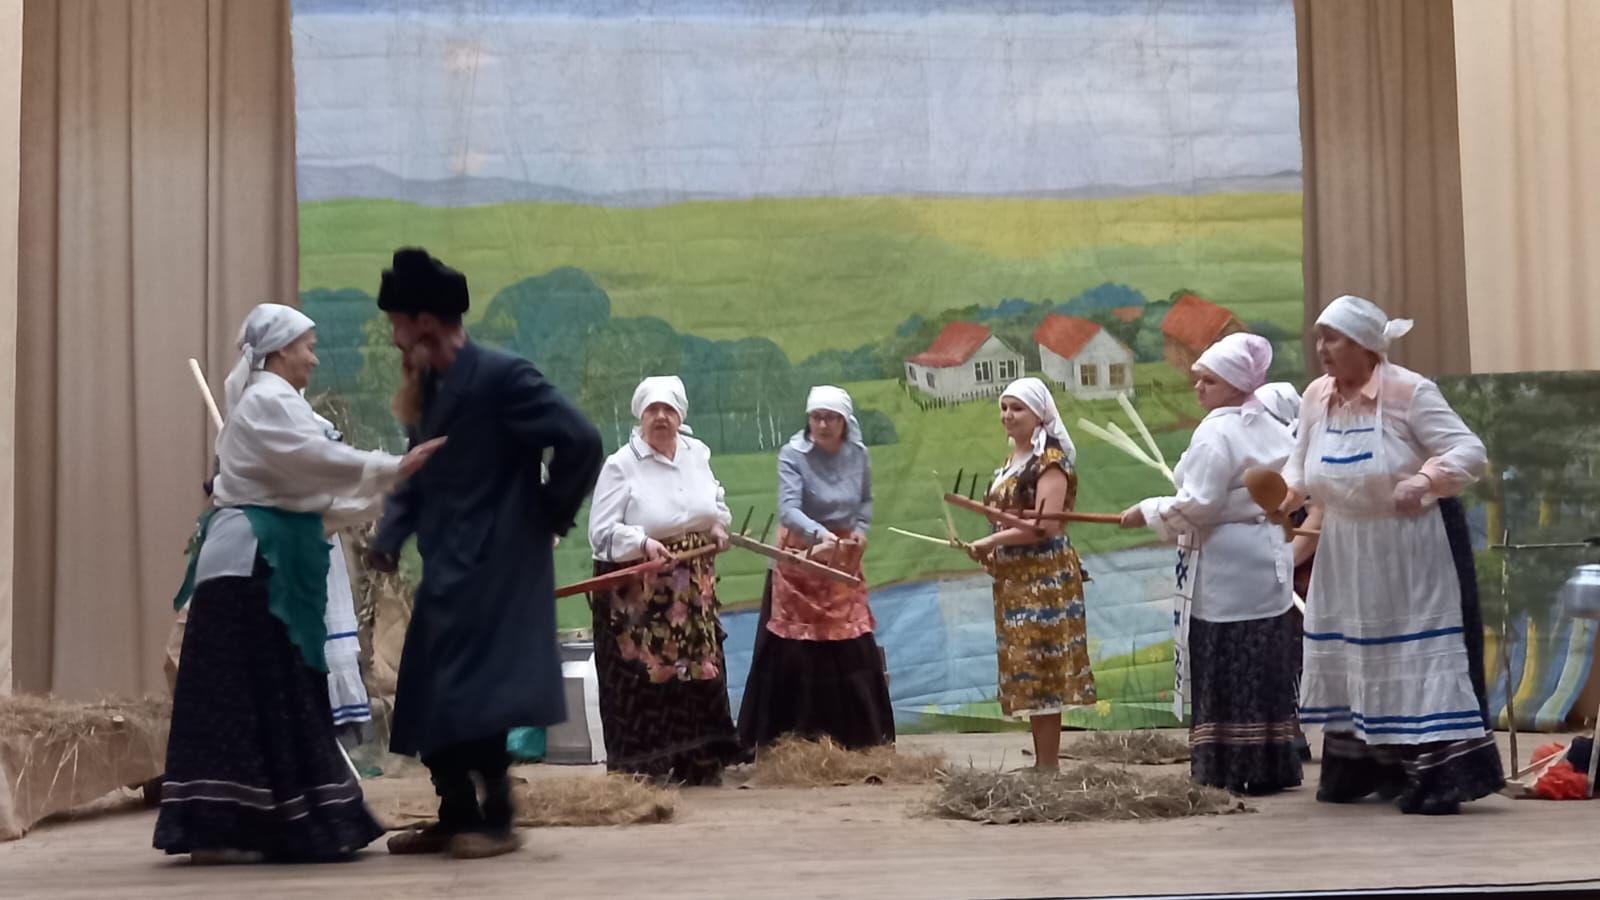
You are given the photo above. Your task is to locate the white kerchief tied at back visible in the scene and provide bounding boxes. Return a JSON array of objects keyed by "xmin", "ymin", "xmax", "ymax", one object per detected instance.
[
  {"xmin": 1253, "ymin": 382, "xmax": 1302, "ymax": 427},
  {"xmin": 796, "ymin": 385, "xmax": 863, "ymax": 448},
  {"xmin": 1315, "ymin": 294, "xmax": 1414, "ymax": 355},
  {"xmin": 630, "ymin": 375, "xmax": 689, "ymax": 424},
  {"xmin": 1194, "ymin": 332, "xmax": 1273, "ymax": 394},
  {"xmin": 223, "ymin": 303, "xmax": 315, "ymax": 414},
  {"xmin": 1000, "ymin": 376, "xmax": 1076, "ymax": 465}
]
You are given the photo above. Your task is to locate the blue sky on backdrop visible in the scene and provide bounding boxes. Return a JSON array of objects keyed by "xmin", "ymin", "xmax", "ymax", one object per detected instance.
[{"xmin": 291, "ymin": 0, "xmax": 1300, "ymax": 198}]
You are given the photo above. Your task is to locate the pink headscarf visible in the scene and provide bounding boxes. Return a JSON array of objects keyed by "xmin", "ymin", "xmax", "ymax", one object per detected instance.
[{"xmin": 1194, "ymin": 332, "xmax": 1273, "ymax": 394}]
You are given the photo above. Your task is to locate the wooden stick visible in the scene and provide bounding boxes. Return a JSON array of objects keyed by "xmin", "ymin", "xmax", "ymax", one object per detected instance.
[
  {"xmin": 943, "ymin": 493, "xmax": 1045, "ymax": 535},
  {"xmin": 187, "ymin": 358, "xmax": 224, "ymax": 432},
  {"xmin": 1013, "ymin": 509, "xmax": 1124, "ymax": 524},
  {"xmin": 553, "ymin": 543, "xmax": 719, "ymax": 598},
  {"xmin": 888, "ymin": 526, "xmax": 967, "ymax": 550},
  {"xmin": 727, "ymin": 533, "xmax": 862, "ymax": 587}
]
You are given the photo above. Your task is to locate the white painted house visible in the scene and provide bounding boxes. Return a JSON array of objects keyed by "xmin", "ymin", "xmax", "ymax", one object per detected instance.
[
  {"xmin": 904, "ymin": 321, "xmax": 1025, "ymax": 402},
  {"xmin": 1034, "ymin": 313, "xmax": 1135, "ymax": 400}
]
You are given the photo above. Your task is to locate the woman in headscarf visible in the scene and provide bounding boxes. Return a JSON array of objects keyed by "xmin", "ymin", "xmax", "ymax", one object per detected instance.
[
  {"xmin": 967, "ymin": 377, "xmax": 1095, "ymax": 770},
  {"xmin": 586, "ymin": 376, "xmax": 741, "ymax": 785},
  {"xmin": 1283, "ymin": 295, "xmax": 1501, "ymax": 814},
  {"xmin": 1255, "ymin": 380, "xmax": 1320, "ymax": 762},
  {"xmin": 157, "ymin": 303, "xmax": 443, "ymax": 863},
  {"xmin": 1119, "ymin": 333, "xmax": 1302, "ymax": 795},
  {"xmin": 738, "ymin": 386, "xmax": 894, "ymax": 751}
]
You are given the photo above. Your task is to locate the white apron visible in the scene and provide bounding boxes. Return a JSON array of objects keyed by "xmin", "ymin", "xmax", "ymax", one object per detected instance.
[
  {"xmin": 1171, "ymin": 536, "xmax": 1196, "ymax": 720},
  {"xmin": 1169, "ymin": 519, "xmax": 1291, "ymax": 720},
  {"xmin": 1297, "ymin": 384, "xmax": 1485, "ymax": 746}
]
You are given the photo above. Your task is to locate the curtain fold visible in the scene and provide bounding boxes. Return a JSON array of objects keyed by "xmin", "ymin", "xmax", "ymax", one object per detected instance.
[
  {"xmin": 1453, "ymin": 0, "xmax": 1600, "ymax": 374},
  {"xmin": 14, "ymin": 0, "xmax": 297, "ymax": 696},
  {"xmin": 0, "ymin": 0, "xmax": 23, "ymax": 694},
  {"xmin": 1296, "ymin": 0, "xmax": 1471, "ymax": 375}
]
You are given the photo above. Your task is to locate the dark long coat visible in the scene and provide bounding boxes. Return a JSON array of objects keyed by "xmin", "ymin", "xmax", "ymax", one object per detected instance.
[{"xmin": 375, "ymin": 340, "xmax": 602, "ymax": 758}]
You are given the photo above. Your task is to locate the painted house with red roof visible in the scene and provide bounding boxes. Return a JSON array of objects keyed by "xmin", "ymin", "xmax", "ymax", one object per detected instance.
[
  {"xmin": 1034, "ymin": 313, "xmax": 1135, "ymax": 399},
  {"xmin": 904, "ymin": 321, "xmax": 1024, "ymax": 402},
  {"xmin": 1161, "ymin": 292, "xmax": 1246, "ymax": 374}
]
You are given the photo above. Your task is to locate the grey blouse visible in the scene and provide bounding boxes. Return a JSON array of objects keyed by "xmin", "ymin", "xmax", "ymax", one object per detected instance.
[{"xmin": 777, "ymin": 439, "xmax": 873, "ymax": 543}]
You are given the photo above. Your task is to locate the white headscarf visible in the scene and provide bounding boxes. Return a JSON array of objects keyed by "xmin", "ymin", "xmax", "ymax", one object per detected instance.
[
  {"xmin": 1194, "ymin": 332, "xmax": 1273, "ymax": 394},
  {"xmin": 224, "ymin": 303, "xmax": 315, "ymax": 414},
  {"xmin": 1315, "ymin": 294, "xmax": 1413, "ymax": 355},
  {"xmin": 630, "ymin": 375, "xmax": 689, "ymax": 425},
  {"xmin": 1253, "ymin": 382, "xmax": 1303, "ymax": 431},
  {"xmin": 790, "ymin": 385, "xmax": 863, "ymax": 450},
  {"xmin": 1000, "ymin": 377, "xmax": 1076, "ymax": 464}
]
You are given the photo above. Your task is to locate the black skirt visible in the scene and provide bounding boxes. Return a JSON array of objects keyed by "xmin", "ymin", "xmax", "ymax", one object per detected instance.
[
  {"xmin": 738, "ymin": 572, "xmax": 896, "ymax": 751},
  {"xmin": 1187, "ymin": 608, "xmax": 1304, "ymax": 794},
  {"xmin": 154, "ymin": 566, "xmax": 383, "ymax": 860},
  {"xmin": 1314, "ymin": 497, "xmax": 1505, "ymax": 812},
  {"xmin": 589, "ymin": 560, "xmax": 744, "ymax": 785}
]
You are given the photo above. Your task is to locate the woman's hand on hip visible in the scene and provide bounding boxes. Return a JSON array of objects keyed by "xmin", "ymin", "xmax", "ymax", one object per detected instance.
[{"xmin": 1392, "ymin": 474, "xmax": 1432, "ymax": 516}]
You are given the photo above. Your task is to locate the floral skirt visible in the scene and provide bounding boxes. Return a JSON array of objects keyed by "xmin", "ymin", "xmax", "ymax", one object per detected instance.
[
  {"xmin": 988, "ymin": 535, "xmax": 1095, "ymax": 718},
  {"xmin": 589, "ymin": 534, "xmax": 743, "ymax": 784}
]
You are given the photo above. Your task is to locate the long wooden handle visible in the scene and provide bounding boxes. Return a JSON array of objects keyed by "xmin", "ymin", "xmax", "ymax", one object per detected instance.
[
  {"xmin": 1015, "ymin": 510, "xmax": 1124, "ymax": 524},
  {"xmin": 727, "ymin": 533, "xmax": 862, "ymax": 587},
  {"xmin": 943, "ymin": 493, "xmax": 1045, "ymax": 535},
  {"xmin": 188, "ymin": 358, "xmax": 224, "ymax": 432},
  {"xmin": 553, "ymin": 543, "xmax": 720, "ymax": 599}
]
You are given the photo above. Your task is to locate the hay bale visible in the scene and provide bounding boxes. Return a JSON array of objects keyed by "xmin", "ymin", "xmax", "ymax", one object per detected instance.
[
  {"xmin": 929, "ymin": 764, "xmax": 1247, "ymax": 825},
  {"xmin": 750, "ymin": 735, "xmax": 945, "ymax": 787},
  {"xmin": 0, "ymin": 695, "xmax": 171, "ymax": 840},
  {"xmin": 0, "ymin": 695, "xmax": 169, "ymax": 745},
  {"xmin": 368, "ymin": 772, "xmax": 676, "ymax": 828},
  {"xmin": 1060, "ymin": 730, "xmax": 1190, "ymax": 765}
]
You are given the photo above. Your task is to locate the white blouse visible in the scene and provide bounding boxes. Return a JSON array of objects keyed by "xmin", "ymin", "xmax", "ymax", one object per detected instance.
[
  {"xmin": 196, "ymin": 371, "xmax": 403, "ymax": 583},
  {"xmin": 1138, "ymin": 404, "xmax": 1296, "ymax": 622},
  {"xmin": 588, "ymin": 430, "xmax": 732, "ymax": 563}
]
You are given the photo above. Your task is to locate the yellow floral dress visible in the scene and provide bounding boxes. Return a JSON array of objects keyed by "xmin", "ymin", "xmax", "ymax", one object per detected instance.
[{"xmin": 985, "ymin": 441, "xmax": 1096, "ymax": 718}]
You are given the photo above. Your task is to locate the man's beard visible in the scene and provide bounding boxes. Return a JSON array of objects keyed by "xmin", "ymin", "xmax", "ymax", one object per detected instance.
[{"xmin": 391, "ymin": 341, "xmax": 434, "ymax": 427}]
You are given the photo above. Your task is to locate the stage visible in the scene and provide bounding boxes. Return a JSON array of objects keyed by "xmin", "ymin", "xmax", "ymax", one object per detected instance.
[{"xmin": 2, "ymin": 729, "xmax": 1596, "ymax": 899}]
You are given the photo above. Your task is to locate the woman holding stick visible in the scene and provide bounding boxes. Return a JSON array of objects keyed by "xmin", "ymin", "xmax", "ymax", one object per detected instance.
[
  {"xmin": 587, "ymin": 376, "xmax": 740, "ymax": 785},
  {"xmin": 1282, "ymin": 295, "xmax": 1501, "ymax": 814},
  {"xmin": 738, "ymin": 386, "xmax": 894, "ymax": 751},
  {"xmin": 967, "ymin": 377, "xmax": 1095, "ymax": 770},
  {"xmin": 1119, "ymin": 333, "xmax": 1303, "ymax": 795},
  {"xmin": 157, "ymin": 303, "xmax": 443, "ymax": 863}
]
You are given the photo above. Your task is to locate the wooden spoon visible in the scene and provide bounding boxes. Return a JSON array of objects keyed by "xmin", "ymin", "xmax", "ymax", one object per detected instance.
[
  {"xmin": 1243, "ymin": 467, "xmax": 1298, "ymax": 541},
  {"xmin": 1244, "ymin": 468, "xmax": 1288, "ymax": 516}
]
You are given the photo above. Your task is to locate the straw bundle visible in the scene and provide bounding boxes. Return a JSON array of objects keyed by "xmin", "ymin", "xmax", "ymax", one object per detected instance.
[
  {"xmin": 749, "ymin": 735, "xmax": 946, "ymax": 787},
  {"xmin": 1060, "ymin": 730, "xmax": 1190, "ymax": 765},
  {"xmin": 930, "ymin": 764, "xmax": 1246, "ymax": 825}
]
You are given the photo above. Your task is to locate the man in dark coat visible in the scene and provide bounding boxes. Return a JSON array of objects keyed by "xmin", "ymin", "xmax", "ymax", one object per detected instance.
[{"xmin": 367, "ymin": 247, "xmax": 603, "ymax": 859}]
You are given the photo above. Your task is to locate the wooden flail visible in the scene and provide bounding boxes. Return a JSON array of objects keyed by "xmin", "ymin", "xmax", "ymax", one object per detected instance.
[
  {"xmin": 553, "ymin": 543, "xmax": 720, "ymax": 599},
  {"xmin": 725, "ymin": 507, "xmax": 863, "ymax": 587}
]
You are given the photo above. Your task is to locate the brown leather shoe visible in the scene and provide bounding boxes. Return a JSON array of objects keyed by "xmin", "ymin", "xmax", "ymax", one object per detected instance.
[
  {"xmin": 386, "ymin": 823, "xmax": 455, "ymax": 855},
  {"xmin": 448, "ymin": 830, "xmax": 523, "ymax": 860}
]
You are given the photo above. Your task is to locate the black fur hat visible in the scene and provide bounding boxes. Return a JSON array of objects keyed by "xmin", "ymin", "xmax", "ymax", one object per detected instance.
[{"xmin": 376, "ymin": 247, "xmax": 469, "ymax": 317}]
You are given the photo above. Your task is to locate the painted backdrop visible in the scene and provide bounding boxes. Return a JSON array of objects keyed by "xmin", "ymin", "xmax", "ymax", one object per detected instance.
[{"xmin": 290, "ymin": 0, "xmax": 1307, "ymax": 730}]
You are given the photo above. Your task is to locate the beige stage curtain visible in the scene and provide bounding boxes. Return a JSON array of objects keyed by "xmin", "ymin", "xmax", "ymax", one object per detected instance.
[
  {"xmin": 1453, "ymin": 0, "xmax": 1600, "ymax": 374},
  {"xmin": 13, "ymin": 0, "xmax": 297, "ymax": 697},
  {"xmin": 1295, "ymin": 0, "xmax": 1472, "ymax": 376},
  {"xmin": 1, "ymin": 0, "xmax": 22, "ymax": 695}
]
